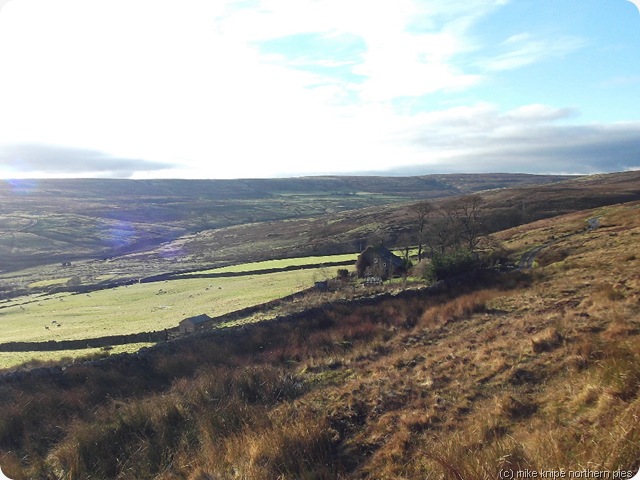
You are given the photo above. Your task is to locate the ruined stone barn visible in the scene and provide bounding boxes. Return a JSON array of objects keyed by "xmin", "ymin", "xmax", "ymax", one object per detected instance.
[
  {"xmin": 355, "ymin": 245, "xmax": 406, "ymax": 280},
  {"xmin": 179, "ymin": 314, "xmax": 216, "ymax": 333}
]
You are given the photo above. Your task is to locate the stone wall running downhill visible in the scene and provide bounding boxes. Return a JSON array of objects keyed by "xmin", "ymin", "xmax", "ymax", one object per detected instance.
[{"xmin": 0, "ymin": 330, "xmax": 171, "ymax": 352}]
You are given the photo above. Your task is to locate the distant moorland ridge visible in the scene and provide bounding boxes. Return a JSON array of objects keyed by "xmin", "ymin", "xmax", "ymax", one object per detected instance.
[{"xmin": 0, "ymin": 173, "xmax": 574, "ymax": 272}]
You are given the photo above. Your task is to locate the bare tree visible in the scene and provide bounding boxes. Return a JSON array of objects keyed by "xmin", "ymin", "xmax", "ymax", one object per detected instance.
[
  {"xmin": 425, "ymin": 208, "xmax": 457, "ymax": 254},
  {"xmin": 459, "ymin": 195, "xmax": 485, "ymax": 250},
  {"xmin": 423, "ymin": 195, "xmax": 485, "ymax": 255},
  {"xmin": 396, "ymin": 232, "xmax": 412, "ymax": 263},
  {"xmin": 411, "ymin": 201, "xmax": 433, "ymax": 261},
  {"xmin": 443, "ymin": 195, "xmax": 485, "ymax": 251}
]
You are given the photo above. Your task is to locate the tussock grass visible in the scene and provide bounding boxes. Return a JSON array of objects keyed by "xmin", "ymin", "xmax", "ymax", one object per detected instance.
[
  {"xmin": 419, "ymin": 289, "xmax": 498, "ymax": 327},
  {"xmin": 531, "ymin": 327, "xmax": 562, "ymax": 353},
  {"xmin": 2, "ymin": 202, "xmax": 640, "ymax": 479}
]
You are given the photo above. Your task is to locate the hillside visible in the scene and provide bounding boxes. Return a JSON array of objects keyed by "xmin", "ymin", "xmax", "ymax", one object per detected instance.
[
  {"xmin": 0, "ymin": 200, "xmax": 638, "ymax": 479},
  {"xmin": 0, "ymin": 173, "xmax": 570, "ymax": 273},
  {"xmin": 119, "ymin": 170, "xmax": 640, "ymax": 266},
  {"xmin": 2, "ymin": 171, "xmax": 639, "ymax": 300}
]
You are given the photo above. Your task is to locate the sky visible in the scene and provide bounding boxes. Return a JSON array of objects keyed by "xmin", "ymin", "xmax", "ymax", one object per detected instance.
[{"xmin": 0, "ymin": 0, "xmax": 639, "ymax": 179}]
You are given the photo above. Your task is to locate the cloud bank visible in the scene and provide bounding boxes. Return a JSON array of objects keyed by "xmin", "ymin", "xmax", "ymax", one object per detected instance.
[
  {"xmin": 398, "ymin": 104, "xmax": 640, "ymax": 174},
  {"xmin": 0, "ymin": 144, "xmax": 174, "ymax": 178},
  {"xmin": 0, "ymin": 0, "xmax": 638, "ymax": 178}
]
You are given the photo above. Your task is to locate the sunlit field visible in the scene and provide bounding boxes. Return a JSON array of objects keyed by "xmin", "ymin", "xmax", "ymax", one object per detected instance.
[
  {"xmin": 0, "ymin": 268, "xmax": 325, "ymax": 344},
  {"xmin": 180, "ymin": 253, "xmax": 358, "ymax": 275}
]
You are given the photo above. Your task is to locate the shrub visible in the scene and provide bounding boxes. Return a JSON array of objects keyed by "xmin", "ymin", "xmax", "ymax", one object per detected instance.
[
  {"xmin": 336, "ymin": 268, "xmax": 350, "ymax": 280},
  {"xmin": 425, "ymin": 249, "xmax": 478, "ymax": 282}
]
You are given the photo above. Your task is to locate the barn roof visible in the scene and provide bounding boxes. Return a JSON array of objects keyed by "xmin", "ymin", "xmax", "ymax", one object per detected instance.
[{"xmin": 180, "ymin": 314, "xmax": 213, "ymax": 325}]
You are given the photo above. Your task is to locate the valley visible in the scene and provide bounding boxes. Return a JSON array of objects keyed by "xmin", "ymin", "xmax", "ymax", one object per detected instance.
[{"xmin": 0, "ymin": 172, "xmax": 638, "ymax": 479}]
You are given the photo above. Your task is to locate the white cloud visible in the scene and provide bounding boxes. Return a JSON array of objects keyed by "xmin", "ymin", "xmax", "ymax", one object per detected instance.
[
  {"xmin": 243, "ymin": 0, "xmax": 502, "ymax": 101},
  {"xmin": 480, "ymin": 33, "xmax": 587, "ymax": 71},
  {"xmin": 0, "ymin": 0, "xmax": 503, "ymax": 177},
  {"xmin": 0, "ymin": 0, "xmax": 13, "ymax": 13},
  {"xmin": 504, "ymin": 104, "xmax": 577, "ymax": 123},
  {"xmin": 626, "ymin": 0, "xmax": 640, "ymax": 14},
  {"xmin": 0, "ymin": 0, "xmax": 631, "ymax": 179}
]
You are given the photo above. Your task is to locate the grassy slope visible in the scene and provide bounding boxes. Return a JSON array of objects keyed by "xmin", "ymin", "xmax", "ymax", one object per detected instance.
[
  {"xmin": 0, "ymin": 343, "xmax": 155, "ymax": 371},
  {"xmin": 0, "ymin": 253, "xmax": 361, "ymax": 369},
  {"xmin": 179, "ymin": 253, "xmax": 358, "ymax": 275},
  {"xmin": 0, "ymin": 268, "xmax": 326, "ymax": 345},
  {"xmin": 0, "ymin": 201, "xmax": 638, "ymax": 479}
]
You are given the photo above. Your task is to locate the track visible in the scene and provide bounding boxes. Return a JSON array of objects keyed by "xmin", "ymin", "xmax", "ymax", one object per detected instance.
[{"xmin": 519, "ymin": 216, "xmax": 600, "ymax": 268}]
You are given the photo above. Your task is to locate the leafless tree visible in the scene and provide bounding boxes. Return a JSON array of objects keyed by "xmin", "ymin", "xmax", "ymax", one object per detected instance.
[
  {"xmin": 456, "ymin": 195, "xmax": 485, "ymax": 250},
  {"xmin": 411, "ymin": 200, "xmax": 433, "ymax": 261},
  {"xmin": 425, "ymin": 208, "xmax": 457, "ymax": 254},
  {"xmin": 396, "ymin": 231, "xmax": 414, "ymax": 267},
  {"xmin": 423, "ymin": 195, "xmax": 485, "ymax": 254}
]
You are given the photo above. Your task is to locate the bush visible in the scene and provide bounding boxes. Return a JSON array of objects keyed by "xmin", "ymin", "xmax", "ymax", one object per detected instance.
[{"xmin": 425, "ymin": 249, "xmax": 477, "ymax": 282}]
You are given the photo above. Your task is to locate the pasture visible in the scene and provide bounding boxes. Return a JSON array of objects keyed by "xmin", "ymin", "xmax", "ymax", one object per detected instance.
[
  {"xmin": 181, "ymin": 253, "xmax": 358, "ymax": 275},
  {"xmin": 0, "ymin": 268, "xmax": 327, "ymax": 345}
]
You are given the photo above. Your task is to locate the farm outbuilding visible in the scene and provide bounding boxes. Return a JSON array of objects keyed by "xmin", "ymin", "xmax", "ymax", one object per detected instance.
[
  {"xmin": 355, "ymin": 245, "xmax": 406, "ymax": 280},
  {"xmin": 179, "ymin": 314, "xmax": 215, "ymax": 333}
]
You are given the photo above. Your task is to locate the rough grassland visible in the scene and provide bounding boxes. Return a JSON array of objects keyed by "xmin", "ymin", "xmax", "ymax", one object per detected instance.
[{"xmin": 0, "ymin": 201, "xmax": 638, "ymax": 479}]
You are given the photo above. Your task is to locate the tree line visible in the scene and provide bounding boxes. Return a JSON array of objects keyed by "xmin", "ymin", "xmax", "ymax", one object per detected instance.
[
  {"xmin": 407, "ymin": 194, "xmax": 520, "ymax": 281},
  {"xmin": 413, "ymin": 195, "xmax": 486, "ymax": 261}
]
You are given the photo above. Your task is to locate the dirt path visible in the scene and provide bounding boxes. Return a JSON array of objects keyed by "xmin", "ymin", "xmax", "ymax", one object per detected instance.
[
  {"xmin": 519, "ymin": 216, "xmax": 600, "ymax": 268},
  {"xmin": 519, "ymin": 244, "xmax": 549, "ymax": 268}
]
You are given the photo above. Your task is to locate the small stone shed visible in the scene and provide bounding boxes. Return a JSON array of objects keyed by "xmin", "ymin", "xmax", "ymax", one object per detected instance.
[
  {"xmin": 179, "ymin": 314, "xmax": 215, "ymax": 334},
  {"xmin": 355, "ymin": 245, "xmax": 406, "ymax": 280}
]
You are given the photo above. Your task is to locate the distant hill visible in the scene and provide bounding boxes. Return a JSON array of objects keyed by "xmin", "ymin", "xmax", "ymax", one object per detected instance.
[
  {"xmin": 125, "ymin": 170, "xmax": 640, "ymax": 268},
  {"xmin": 0, "ymin": 174, "xmax": 574, "ymax": 204},
  {"xmin": 3, "ymin": 171, "xmax": 640, "ymax": 299},
  {"xmin": 0, "ymin": 173, "xmax": 572, "ymax": 272}
]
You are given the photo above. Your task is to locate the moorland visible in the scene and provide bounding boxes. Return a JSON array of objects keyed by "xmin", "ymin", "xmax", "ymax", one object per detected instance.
[
  {"xmin": 0, "ymin": 173, "xmax": 573, "ymax": 291},
  {"xmin": 0, "ymin": 171, "xmax": 639, "ymax": 479}
]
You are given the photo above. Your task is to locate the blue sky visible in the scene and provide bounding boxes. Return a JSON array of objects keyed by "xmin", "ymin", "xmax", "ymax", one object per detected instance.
[{"xmin": 0, "ymin": 0, "xmax": 639, "ymax": 178}]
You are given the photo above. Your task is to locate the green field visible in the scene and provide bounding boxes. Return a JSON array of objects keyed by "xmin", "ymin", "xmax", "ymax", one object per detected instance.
[
  {"xmin": 183, "ymin": 253, "xmax": 358, "ymax": 275},
  {"xmin": 0, "ymin": 268, "xmax": 327, "ymax": 345}
]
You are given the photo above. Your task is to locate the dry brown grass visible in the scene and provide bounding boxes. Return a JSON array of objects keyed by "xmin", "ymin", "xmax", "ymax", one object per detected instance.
[
  {"xmin": 1, "ymin": 201, "xmax": 640, "ymax": 479},
  {"xmin": 531, "ymin": 327, "xmax": 562, "ymax": 353}
]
